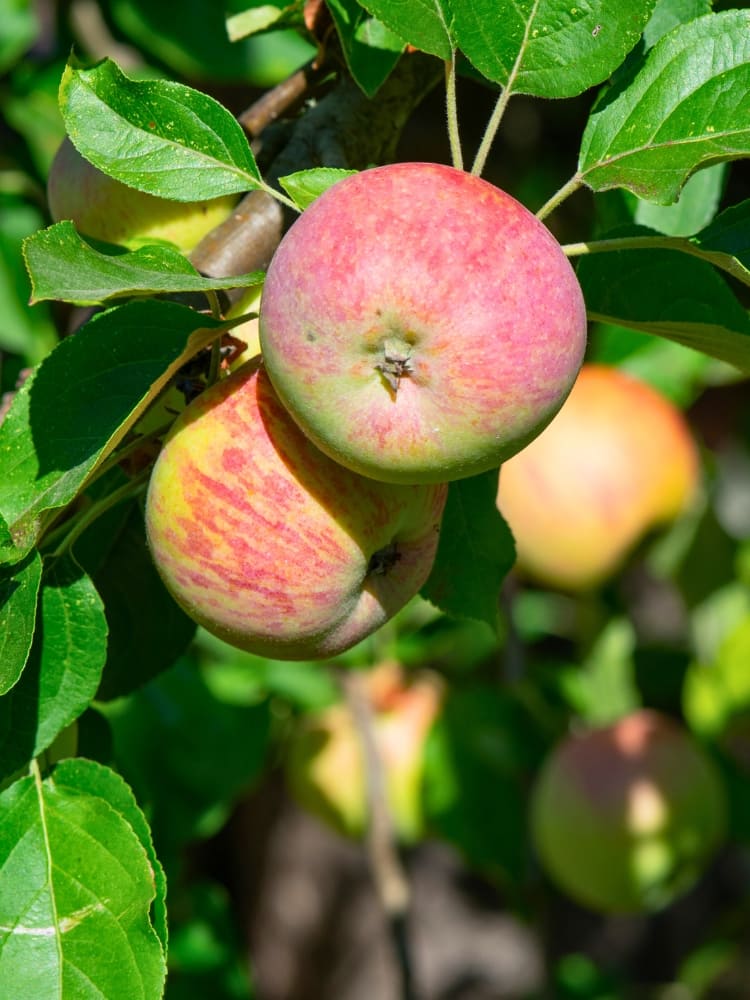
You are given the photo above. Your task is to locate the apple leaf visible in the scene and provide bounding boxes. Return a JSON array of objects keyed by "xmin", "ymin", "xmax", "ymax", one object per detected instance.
[
  {"xmin": 452, "ymin": 0, "xmax": 655, "ymax": 100},
  {"xmin": 421, "ymin": 470, "xmax": 515, "ymax": 632},
  {"xmin": 633, "ymin": 164, "xmax": 726, "ymax": 238},
  {"xmin": 0, "ymin": 554, "xmax": 107, "ymax": 783},
  {"xmin": 642, "ymin": 0, "xmax": 712, "ymax": 50},
  {"xmin": 328, "ymin": 0, "xmax": 405, "ymax": 97},
  {"xmin": 579, "ymin": 11, "xmax": 750, "ymax": 204},
  {"xmin": 23, "ymin": 222, "xmax": 265, "ymax": 305},
  {"xmin": 59, "ymin": 56, "xmax": 262, "ymax": 201},
  {"xmin": 225, "ymin": 2, "xmax": 301, "ymax": 40},
  {"xmin": 0, "ymin": 0, "xmax": 37, "ymax": 74},
  {"xmin": 691, "ymin": 201, "xmax": 750, "ymax": 289},
  {"xmin": 576, "ymin": 233, "xmax": 750, "ymax": 372},
  {"xmin": 279, "ymin": 168, "xmax": 358, "ymax": 211},
  {"xmin": 0, "ymin": 300, "xmax": 226, "ymax": 559},
  {"xmin": 0, "ymin": 551, "xmax": 42, "ymax": 696},
  {"xmin": 358, "ymin": 0, "xmax": 454, "ymax": 59},
  {"xmin": 0, "ymin": 758, "xmax": 165, "ymax": 998},
  {"xmin": 73, "ymin": 499, "xmax": 197, "ymax": 701}
]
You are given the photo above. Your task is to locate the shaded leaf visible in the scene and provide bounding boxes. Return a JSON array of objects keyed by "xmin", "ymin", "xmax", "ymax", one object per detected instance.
[
  {"xmin": 579, "ymin": 11, "xmax": 750, "ymax": 203},
  {"xmin": 24, "ymin": 222, "xmax": 264, "ymax": 306},
  {"xmin": 0, "ymin": 300, "xmax": 225, "ymax": 558},
  {"xmin": 0, "ymin": 550, "xmax": 42, "ymax": 696},
  {"xmin": 74, "ymin": 500, "xmax": 196, "ymax": 700},
  {"xmin": 634, "ymin": 163, "xmax": 726, "ymax": 237},
  {"xmin": 359, "ymin": 0, "xmax": 453, "ymax": 59},
  {"xmin": 0, "ymin": 758, "xmax": 165, "ymax": 998},
  {"xmin": 453, "ymin": 0, "xmax": 655, "ymax": 99},
  {"xmin": 421, "ymin": 470, "xmax": 515, "ymax": 632},
  {"xmin": 692, "ymin": 200, "xmax": 750, "ymax": 288},
  {"xmin": 226, "ymin": 2, "xmax": 301, "ymax": 40},
  {"xmin": 642, "ymin": 0, "xmax": 712, "ymax": 50},
  {"xmin": 60, "ymin": 57, "xmax": 262, "ymax": 201},
  {"xmin": 279, "ymin": 167, "xmax": 358, "ymax": 210},
  {"xmin": 0, "ymin": 555, "xmax": 107, "ymax": 783},
  {"xmin": 576, "ymin": 232, "xmax": 750, "ymax": 371}
]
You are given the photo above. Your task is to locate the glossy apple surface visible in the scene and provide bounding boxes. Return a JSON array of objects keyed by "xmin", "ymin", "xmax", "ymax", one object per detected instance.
[
  {"xmin": 286, "ymin": 662, "xmax": 442, "ymax": 840},
  {"xmin": 497, "ymin": 364, "xmax": 699, "ymax": 590},
  {"xmin": 259, "ymin": 162, "xmax": 587, "ymax": 485},
  {"xmin": 145, "ymin": 362, "xmax": 447, "ymax": 660},
  {"xmin": 531, "ymin": 710, "xmax": 727, "ymax": 913},
  {"xmin": 48, "ymin": 137, "xmax": 238, "ymax": 252}
]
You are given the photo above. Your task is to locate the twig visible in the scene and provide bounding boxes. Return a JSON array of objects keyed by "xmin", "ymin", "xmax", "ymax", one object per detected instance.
[
  {"xmin": 238, "ymin": 59, "xmax": 332, "ymax": 138},
  {"xmin": 339, "ymin": 670, "xmax": 417, "ymax": 1000}
]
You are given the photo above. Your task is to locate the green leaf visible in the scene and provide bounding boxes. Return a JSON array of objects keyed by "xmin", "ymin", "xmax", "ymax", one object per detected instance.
[
  {"xmin": 0, "ymin": 758, "xmax": 165, "ymax": 998},
  {"xmin": 0, "ymin": 555, "xmax": 108, "ymax": 783},
  {"xmin": 579, "ymin": 11, "xmax": 750, "ymax": 203},
  {"xmin": 54, "ymin": 757, "xmax": 168, "ymax": 955},
  {"xmin": 0, "ymin": 196, "xmax": 58, "ymax": 362},
  {"xmin": 453, "ymin": 0, "xmax": 655, "ymax": 99},
  {"xmin": 421, "ymin": 470, "xmax": 515, "ymax": 632},
  {"xmin": 226, "ymin": 3, "xmax": 300, "ymax": 40},
  {"xmin": 557, "ymin": 618, "xmax": 641, "ymax": 725},
  {"xmin": 576, "ymin": 233, "xmax": 750, "ymax": 371},
  {"xmin": 634, "ymin": 163, "xmax": 726, "ymax": 237},
  {"xmin": 691, "ymin": 200, "xmax": 750, "ymax": 289},
  {"xmin": 642, "ymin": 0, "xmax": 712, "ymax": 50},
  {"xmin": 0, "ymin": 551, "xmax": 42, "ymax": 696},
  {"xmin": 0, "ymin": 300, "xmax": 225, "ymax": 558},
  {"xmin": 24, "ymin": 222, "xmax": 265, "ymax": 306},
  {"xmin": 0, "ymin": 0, "xmax": 38, "ymax": 74},
  {"xmin": 359, "ymin": 0, "xmax": 453, "ymax": 59},
  {"xmin": 328, "ymin": 0, "xmax": 405, "ymax": 97},
  {"xmin": 59, "ymin": 56, "xmax": 262, "ymax": 201},
  {"xmin": 74, "ymin": 500, "xmax": 196, "ymax": 700},
  {"xmin": 279, "ymin": 167, "xmax": 358, "ymax": 211}
]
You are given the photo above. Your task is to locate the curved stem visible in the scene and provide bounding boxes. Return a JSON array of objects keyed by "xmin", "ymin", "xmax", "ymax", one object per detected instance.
[
  {"xmin": 562, "ymin": 234, "xmax": 690, "ymax": 257},
  {"xmin": 445, "ymin": 55, "xmax": 463, "ymax": 171},
  {"xmin": 535, "ymin": 172, "xmax": 585, "ymax": 221},
  {"xmin": 47, "ymin": 471, "xmax": 149, "ymax": 560},
  {"xmin": 471, "ymin": 86, "xmax": 512, "ymax": 178}
]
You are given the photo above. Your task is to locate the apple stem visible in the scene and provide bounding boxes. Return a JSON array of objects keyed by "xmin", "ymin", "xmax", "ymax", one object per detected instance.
[
  {"xmin": 339, "ymin": 670, "xmax": 416, "ymax": 1000},
  {"xmin": 535, "ymin": 173, "xmax": 585, "ymax": 222},
  {"xmin": 444, "ymin": 54, "xmax": 464, "ymax": 171},
  {"xmin": 44, "ymin": 470, "xmax": 150, "ymax": 560}
]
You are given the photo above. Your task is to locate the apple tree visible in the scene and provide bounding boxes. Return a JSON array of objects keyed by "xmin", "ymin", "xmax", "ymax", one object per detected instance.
[{"xmin": 2, "ymin": 0, "xmax": 750, "ymax": 996}]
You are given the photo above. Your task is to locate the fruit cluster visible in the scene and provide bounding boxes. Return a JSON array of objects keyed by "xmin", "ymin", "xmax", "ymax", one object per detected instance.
[{"xmin": 142, "ymin": 161, "xmax": 588, "ymax": 659}]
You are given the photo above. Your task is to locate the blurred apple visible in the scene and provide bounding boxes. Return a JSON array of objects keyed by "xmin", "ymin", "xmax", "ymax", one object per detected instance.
[
  {"xmin": 497, "ymin": 364, "xmax": 699, "ymax": 590},
  {"xmin": 286, "ymin": 662, "xmax": 443, "ymax": 840},
  {"xmin": 47, "ymin": 137, "xmax": 239, "ymax": 252},
  {"xmin": 530, "ymin": 709, "xmax": 727, "ymax": 913}
]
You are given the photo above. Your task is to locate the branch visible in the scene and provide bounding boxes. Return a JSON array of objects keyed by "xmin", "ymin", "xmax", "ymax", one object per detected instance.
[{"xmin": 339, "ymin": 670, "xmax": 417, "ymax": 1000}]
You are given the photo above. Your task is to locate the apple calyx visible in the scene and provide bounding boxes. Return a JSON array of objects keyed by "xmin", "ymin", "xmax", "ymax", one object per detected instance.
[
  {"xmin": 368, "ymin": 541, "xmax": 402, "ymax": 576},
  {"xmin": 376, "ymin": 336, "xmax": 414, "ymax": 394}
]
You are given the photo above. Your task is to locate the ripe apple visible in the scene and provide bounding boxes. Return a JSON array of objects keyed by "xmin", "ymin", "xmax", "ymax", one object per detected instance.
[
  {"xmin": 259, "ymin": 162, "xmax": 587, "ymax": 485},
  {"xmin": 145, "ymin": 361, "xmax": 447, "ymax": 660},
  {"xmin": 286, "ymin": 661, "xmax": 443, "ymax": 840},
  {"xmin": 530, "ymin": 709, "xmax": 727, "ymax": 914},
  {"xmin": 47, "ymin": 137, "xmax": 239, "ymax": 252},
  {"xmin": 497, "ymin": 364, "xmax": 699, "ymax": 590}
]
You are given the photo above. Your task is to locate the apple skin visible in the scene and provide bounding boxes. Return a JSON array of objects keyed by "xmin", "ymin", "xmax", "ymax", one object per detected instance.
[
  {"xmin": 286, "ymin": 662, "xmax": 442, "ymax": 840},
  {"xmin": 530, "ymin": 710, "xmax": 727, "ymax": 914},
  {"xmin": 145, "ymin": 361, "xmax": 447, "ymax": 660},
  {"xmin": 497, "ymin": 364, "xmax": 699, "ymax": 590},
  {"xmin": 47, "ymin": 137, "xmax": 238, "ymax": 252},
  {"xmin": 259, "ymin": 162, "xmax": 587, "ymax": 485}
]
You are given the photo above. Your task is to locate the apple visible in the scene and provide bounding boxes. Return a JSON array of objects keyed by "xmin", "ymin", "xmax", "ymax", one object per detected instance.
[
  {"xmin": 497, "ymin": 364, "xmax": 700, "ymax": 590},
  {"xmin": 47, "ymin": 137, "xmax": 239, "ymax": 252},
  {"xmin": 145, "ymin": 360, "xmax": 447, "ymax": 660},
  {"xmin": 530, "ymin": 709, "xmax": 727, "ymax": 914},
  {"xmin": 286, "ymin": 661, "xmax": 443, "ymax": 840},
  {"xmin": 259, "ymin": 162, "xmax": 587, "ymax": 485}
]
